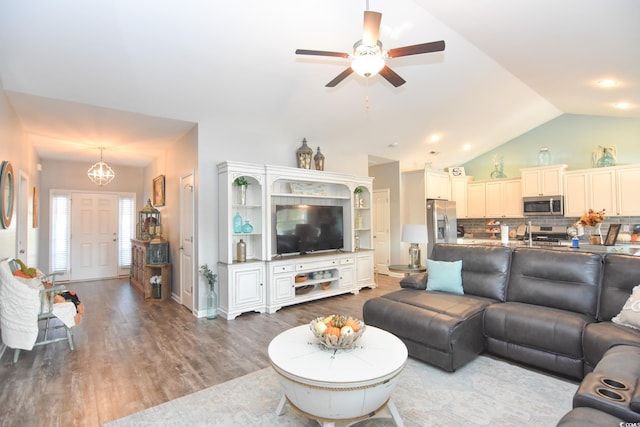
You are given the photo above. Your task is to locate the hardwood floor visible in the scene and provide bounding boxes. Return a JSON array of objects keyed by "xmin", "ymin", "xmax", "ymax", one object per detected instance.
[{"xmin": 0, "ymin": 273, "xmax": 402, "ymax": 426}]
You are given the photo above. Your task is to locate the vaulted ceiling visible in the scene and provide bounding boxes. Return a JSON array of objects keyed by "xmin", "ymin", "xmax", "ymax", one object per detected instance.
[{"xmin": 1, "ymin": 0, "xmax": 638, "ymax": 170}]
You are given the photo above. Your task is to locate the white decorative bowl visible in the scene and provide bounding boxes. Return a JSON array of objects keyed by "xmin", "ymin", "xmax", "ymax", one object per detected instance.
[{"xmin": 309, "ymin": 316, "xmax": 366, "ymax": 349}]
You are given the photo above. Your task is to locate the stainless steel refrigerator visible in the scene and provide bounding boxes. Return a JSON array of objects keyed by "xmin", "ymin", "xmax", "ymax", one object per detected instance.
[{"xmin": 426, "ymin": 199, "xmax": 457, "ymax": 256}]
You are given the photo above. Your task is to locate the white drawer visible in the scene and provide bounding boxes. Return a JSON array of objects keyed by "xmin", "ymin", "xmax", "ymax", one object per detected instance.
[
  {"xmin": 340, "ymin": 257, "xmax": 354, "ymax": 265},
  {"xmin": 296, "ymin": 259, "xmax": 339, "ymax": 271},
  {"xmin": 272, "ymin": 264, "xmax": 294, "ymax": 274}
]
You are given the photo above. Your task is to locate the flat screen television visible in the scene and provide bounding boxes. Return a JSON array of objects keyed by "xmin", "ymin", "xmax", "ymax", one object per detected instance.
[{"xmin": 275, "ymin": 205, "xmax": 344, "ymax": 255}]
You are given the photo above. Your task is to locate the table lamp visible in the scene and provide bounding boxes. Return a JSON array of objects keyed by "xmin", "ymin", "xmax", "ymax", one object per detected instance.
[{"xmin": 402, "ymin": 224, "xmax": 428, "ymax": 268}]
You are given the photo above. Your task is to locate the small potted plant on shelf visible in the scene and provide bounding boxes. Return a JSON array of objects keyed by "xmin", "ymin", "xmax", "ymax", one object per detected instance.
[
  {"xmin": 354, "ymin": 186, "xmax": 365, "ymax": 208},
  {"xmin": 233, "ymin": 176, "xmax": 250, "ymax": 205}
]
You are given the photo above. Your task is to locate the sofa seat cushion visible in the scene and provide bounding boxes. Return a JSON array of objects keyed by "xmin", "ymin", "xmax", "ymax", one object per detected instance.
[
  {"xmin": 363, "ymin": 289, "xmax": 495, "ymax": 371},
  {"xmin": 556, "ymin": 407, "xmax": 624, "ymax": 427},
  {"xmin": 583, "ymin": 322, "xmax": 640, "ymax": 371},
  {"xmin": 484, "ymin": 302, "xmax": 592, "ymax": 359}
]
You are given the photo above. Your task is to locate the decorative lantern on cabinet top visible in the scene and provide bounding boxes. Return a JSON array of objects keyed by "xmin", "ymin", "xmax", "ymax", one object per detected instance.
[
  {"xmin": 138, "ymin": 198, "xmax": 161, "ymax": 240},
  {"xmin": 296, "ymin": 138, "xmax": 313, "ymax": 169}
]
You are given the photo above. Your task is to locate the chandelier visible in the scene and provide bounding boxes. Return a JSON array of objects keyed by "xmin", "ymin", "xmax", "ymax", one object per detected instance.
[{"xmin": 87, "ymin": 147, "xmax": 115, "ymax": 186}]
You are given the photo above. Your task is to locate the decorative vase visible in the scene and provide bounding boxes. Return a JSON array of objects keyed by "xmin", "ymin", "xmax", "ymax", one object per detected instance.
[
  {"xmin": 538, "ymin": 146, "xmax": 550, "ymax": 166},
  {"xmin": 296, "ymin": 138, "xmax": 313, "ymax": 169},
  {"xmin": 206, "ymin": 283, "xmax": 218, "ymax": 319},
  {"xmin": 238, "ymin": 185, "xmax": 247, "ymax": 205},
  {"xmin": 590, "ymin": 223, "xmax": 603, "ymax": 245},
  {"xmin": 242, "ymin": 220, "xmax": 253, "ymax": 233},
  {"xmin": 236, "ymin": 239, "xmax": 246, "ymax": 262},
  {"xmin": 233, "ymin": 212, "xmax": 243, "ymax": 233}
]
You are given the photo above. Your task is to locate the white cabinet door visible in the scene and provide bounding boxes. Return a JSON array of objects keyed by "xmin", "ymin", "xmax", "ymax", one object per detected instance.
[
  {"xmin": 355, "ymin": 252, "xmax": 374, "ymax": 288},
  {"xmin": 426, "ymin": 171, "xmax": 450, "ymax": 200},
  {"xmin": 590, "ymin": 169, "xmax": 617, "ymax": 215},
  {"xmin": 617, "ymin": 167, "xmax": 640, "ymax": 215},
  {"xmin": 521, "ymin": 165, "xmax": 566, "ymax": 197},
  {"xmin": 484, "ymin": 180, "xmax": 522, "ymax": 218},
  {"xmin": 564, "ymin": 172, "xmax": 589, "ymax": 217},
  {"xmin": 466, "ymin": 183, "xmax": 486, "ymax": 218},
  {"xmin": 340, "ymin": 265, "xmax": 355, "ymax": 289},
  {"xmin": 502, "ymin": 179, "xmax": 523, "ymax": 217},
  {"xmin": 450, "ymin": 177, "xmax": 469, "ymax": 218},
  {"xmin": 231, "ymin": 265, "xmax": 265, "ymax": 311},
  {"xmin": 485, "ymin": 182, "xmax": 503, "ymax": 218}
]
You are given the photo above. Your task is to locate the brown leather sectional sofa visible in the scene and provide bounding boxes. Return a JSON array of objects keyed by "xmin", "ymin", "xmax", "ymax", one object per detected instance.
[{"xmin": 363, "ymin": 243, "xmax": 640, "ymax": 424}]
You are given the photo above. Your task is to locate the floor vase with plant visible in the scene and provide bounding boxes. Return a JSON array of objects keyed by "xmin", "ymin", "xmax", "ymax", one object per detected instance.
[{"xmin": 200, "ymin": 264, "xmax": 218, "ymax": 319}]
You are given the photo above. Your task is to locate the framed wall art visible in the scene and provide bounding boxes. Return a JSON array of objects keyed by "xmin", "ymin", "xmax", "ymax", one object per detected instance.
[
  {"xmin": 604, "ymin": 224, "xmax": 621, "ymax": 246},
  {"xmin": 0, "ymin": 161, "xmax": 15, "ymax": 229},
  {"xmin": 153, "ymin": 175, "xmax": 165, "ymax": 207}
]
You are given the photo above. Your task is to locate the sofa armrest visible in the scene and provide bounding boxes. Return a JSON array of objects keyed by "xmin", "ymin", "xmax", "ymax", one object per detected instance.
[{"xmin": 400, "ymin": 273, "xmax": 427, "ymax": 290}]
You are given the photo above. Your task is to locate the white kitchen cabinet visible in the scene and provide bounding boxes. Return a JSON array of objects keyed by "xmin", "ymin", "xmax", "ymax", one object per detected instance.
[
  {"xmin": 426, "ymin": 170, "xmax": 451, "ymax": 200},
  {"xmin": 521, "ymin": 165, "xmax": 567, "ymax": 197},
  {"xmin": 564, "ymin": 167, "xmax": 625, "ymax": 218},
  {"xmin": 617, "ymin": 166, "xmax": 640, "ymax": 215},
  {"xmin": 466, "ymin": 182, "xmax": 486, "ymax": 218},
  {"xmin": 485, "ymin": 179, "xmax": 522, "ymax": 218},
  {"xmin": 450, "ymin": 176, "xmax": 472, "ymax": 218}
]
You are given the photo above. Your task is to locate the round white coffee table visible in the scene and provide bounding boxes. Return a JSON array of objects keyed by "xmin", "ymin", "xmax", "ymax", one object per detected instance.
[{"xmin": 268, "ymin": 324, "xmax": 408, "ymax": 427}]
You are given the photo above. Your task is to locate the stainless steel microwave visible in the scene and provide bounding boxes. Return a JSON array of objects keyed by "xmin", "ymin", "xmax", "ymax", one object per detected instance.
[{"xmin": 523, "ymin": 196, "xmax": 564, "ymax": 216}]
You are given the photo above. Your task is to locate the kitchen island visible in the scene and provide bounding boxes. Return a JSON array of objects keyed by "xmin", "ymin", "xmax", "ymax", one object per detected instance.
[{"xmin": 455, "ymin": 238, "xmax": 640, "ymax": 255}]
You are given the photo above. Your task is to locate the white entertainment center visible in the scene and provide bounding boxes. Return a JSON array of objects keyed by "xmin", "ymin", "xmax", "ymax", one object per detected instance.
[{"xmin": 217, "ymin": 161, "xmax": 375, "ymax": 320}]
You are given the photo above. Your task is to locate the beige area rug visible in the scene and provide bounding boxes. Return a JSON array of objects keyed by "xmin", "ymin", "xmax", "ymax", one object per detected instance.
[{"xmin": 104, "ymin": 355, "xmax": 577, "ymax": 427}]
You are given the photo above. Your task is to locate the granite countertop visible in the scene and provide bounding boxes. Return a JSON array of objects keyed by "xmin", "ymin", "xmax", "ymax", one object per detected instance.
[{"xmin": 455, "ymin": 238, "xmax": 640, "ymax": 255}]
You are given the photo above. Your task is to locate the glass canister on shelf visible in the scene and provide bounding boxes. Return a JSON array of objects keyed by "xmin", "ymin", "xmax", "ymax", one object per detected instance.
[
  {"xmin": 236, "ymin": 239, "xmax": 247, "ymax": 262},
  {"xmin": 233, "ymin": 212, "xmax": 243, "ymax": 233},
  {"xmin": 538, "ymin": 146, "xmax": 550, "ymax": 166}
]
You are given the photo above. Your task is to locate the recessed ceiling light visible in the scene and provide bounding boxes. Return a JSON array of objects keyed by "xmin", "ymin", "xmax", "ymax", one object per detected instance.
[
  {"xmin": 615, "ymin": 102, "xmax": 631, "ymax": 109},
  {"xmin": 597, "ymin": 79, "xmax": 618, "ymax": 88},
  {"xmin": 430, "ymin": 134, "xmax": 441, "ymax": 143},
  {"xmin": 463, "ymin": 144, "xmax": 472, "ymax": 151},
  {"xmin": 388, "ymin": 142, "xmax": 399, "ymax": 148}
]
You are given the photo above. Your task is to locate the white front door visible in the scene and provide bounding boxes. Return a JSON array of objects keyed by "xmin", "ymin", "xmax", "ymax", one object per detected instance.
[
  {"xmin": 70, "ymin": 193, "xmax": 118, "ymax": 281},
  {"xmin": 180, "ymin": 173, "xmax": 195, "ymax": 312},
  {"xmin": 373, "ymin": 189, "xmax": 391, "ymax": 275}
]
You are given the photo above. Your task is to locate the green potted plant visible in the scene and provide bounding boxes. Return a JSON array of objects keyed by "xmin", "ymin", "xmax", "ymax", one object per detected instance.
[
  {"xmin": 233, "ymin": 176, "xmax": 250, "ymax": 204},
  {"xmin": 354, "ymin": 187, "xmax": 365, "ymax": 208}
]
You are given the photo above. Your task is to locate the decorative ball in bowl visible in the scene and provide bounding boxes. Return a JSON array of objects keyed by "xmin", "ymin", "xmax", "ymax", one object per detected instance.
[{"xmin": 309, "ymin": 315, "xmax": 366, "ymax": 349}]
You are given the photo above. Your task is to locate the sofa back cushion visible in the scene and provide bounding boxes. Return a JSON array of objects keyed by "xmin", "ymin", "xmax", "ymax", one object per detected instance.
[
  {"xmin": 431, "ymin": 244, "xmax": 512, "ymax": 301},
  {"xmin": 507, "ymin": 248, "xmax": 602, "ymax": 316},
  {"xmin": 598, "ymin": 254, "xmax": 640, "ymax": 321}
]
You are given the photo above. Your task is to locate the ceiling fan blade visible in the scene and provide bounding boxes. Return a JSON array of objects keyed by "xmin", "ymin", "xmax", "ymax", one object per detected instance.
[
  {"xmin": 362, "ymin": 10, "xmax": 382, "ymax": 46},
  {"xmin": 326, "ymin": 67, "xmax": 354, "ymax": 87},
  {"xmin": 295, "ymin": 49, "xmax": 350, "ymax": 58},
  {"xmin": 379, "ymin": 65, "xmax": 406, "ymax": 87},
  {"xmin": 387, "ymin": 40, "xmax": 445, "ymax": 58}
]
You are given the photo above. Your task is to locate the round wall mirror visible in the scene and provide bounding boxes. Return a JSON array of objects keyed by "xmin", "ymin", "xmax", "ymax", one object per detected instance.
[{"xmin": 1, "ymin": 161, "xmax": 15, "ymax": 229}]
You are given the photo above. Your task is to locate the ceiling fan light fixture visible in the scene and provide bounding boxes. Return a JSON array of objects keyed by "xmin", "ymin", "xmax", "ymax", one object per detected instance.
[
  {"xmin": 351, "ymin": 54, "xmax": 385, "ymax": 77},
  {"xmin": 351, "ymin": 40, "xmax": 385, "ymax": 77},
  {"xmin": 87, "ymin": 146, "xmax": 115, "ymax": 186}
]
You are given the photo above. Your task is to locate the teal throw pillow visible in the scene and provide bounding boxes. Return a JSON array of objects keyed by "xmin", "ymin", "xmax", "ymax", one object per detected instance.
[{"xmin": 426, "ymin": 259, "xmax": 463, "ymax": 295}]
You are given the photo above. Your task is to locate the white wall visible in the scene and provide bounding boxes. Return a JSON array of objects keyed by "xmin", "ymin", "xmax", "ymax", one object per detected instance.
[{"xmin": 0, "ymin": 90, "xmax": 40, "ymax": 264}]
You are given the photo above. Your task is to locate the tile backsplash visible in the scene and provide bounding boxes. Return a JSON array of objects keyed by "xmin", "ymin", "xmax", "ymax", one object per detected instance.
[{"xmin": 458, "ymin": 215, "xmax": 640, "ymax": 240}]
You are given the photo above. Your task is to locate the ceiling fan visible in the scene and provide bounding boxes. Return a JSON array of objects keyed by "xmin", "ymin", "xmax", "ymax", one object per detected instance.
[{"xmin": 295, "ymin": 8, "xmax": 445, "ymax": 87}]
